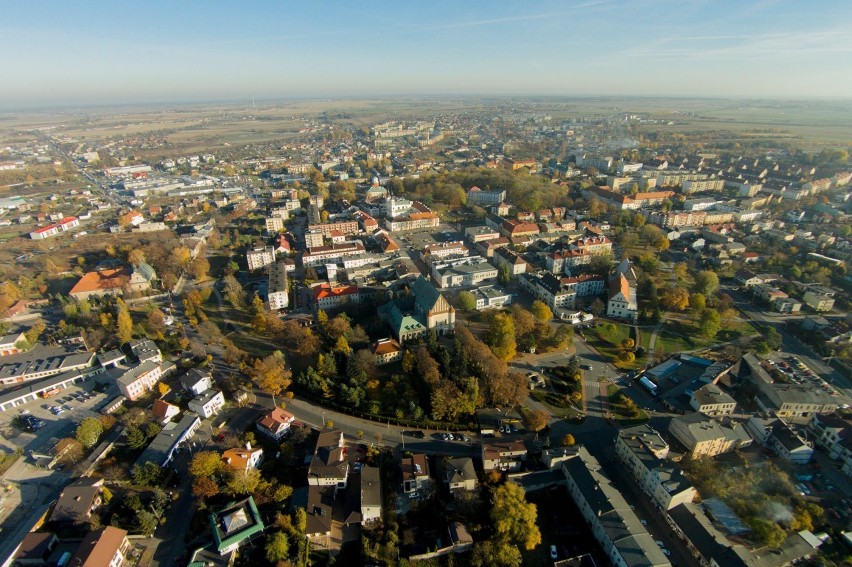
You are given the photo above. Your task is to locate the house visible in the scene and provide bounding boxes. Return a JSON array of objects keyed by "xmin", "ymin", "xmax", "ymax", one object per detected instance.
[
  {"xmin": 370, "ymin": 338, "xmax": 403, "ymax": 365},
  {"xmin": 188, "ymin": 389, "xmax": 225, "ymax": 419},
  {"xmin": 305, "ymin": 485, "xmax": 335, "ymax": 539},
  {"xmin": 378, "ymin": 275, "xmax": 455, "ymax": 343},
  {"xmin": 803, "ymin": 288, "xmax": 835, "ymax": 312},
  {"xmin": 431, "ymin": 256, "xmax": 498, "ymax": 288},
  {"xmin": 68, "ymin": 526, "xmax": 131, "ymax": 567},
  {"xmin": 311, "ymin": 283, "xmax": 362, "ymax": 312},
  {"xmin": 246, "ymin": 246, "xmax": 276, "ymax": 271},
  {"xmin": 615, "ymin": 424, "xmax": 697, "ymax": 511},
  {"xmin": 151, "ymin": 399, "xmax": 180, "ymax": 424},
  {"xmin": 443, "ymin": 457, "xmax": 477, "ymax": 493},
  {"xmin": 0, "ymin": 331, "xmax": 26, "ymax": 356},
  {"xmin": 492, "ymin": 247, "xmax": 528, "ymax": 276},
  {"xmin": 466, "ymin": 186, "xmax": 506, "ymax": 206},
  {"xmin": 222, "ymin": 444, "xmax": 264, "ymax": 472},
  {"xmin": 69, "ymin": 268, "xmax": 131, "ymax": 300},
  {"xmin": 116, "ymin": 361, "xmax": 164, "ymax": 401},
  {"xmin": 360, "ymin": 466, "xmax": 382, "ymax": 525},
  {"xmin": 746, "ymin": 416, "xmax": 814, "ymax": 464},
  {"xmin": 807, "ymin": 413, "xmax": 852, "ymax": 476},
  {"xmin": 135, "ymin": 414, "xmax": 201, "ymax": 468},
  {"xmin": 607, "ymin": 261, "xmax": 638, "ymax": 322},
  {"xmin": 471, "ymin": 285, "xmax": 513, "ymax": 310},
  {"xmin": 401, "ymin": 453, "xmax": 431, "ymax": 494},
  {"xmin": 668, "ymin": 413, "xmax": 751, "ymax": 458},
  {"xmin": 690, "ymin": 384, "xmax": 737, "ymax": 416},
  {"xmin": 50, "ymin": 476, "xmax": 104, "ymax": 526},
  {"xmin": 12, "ymin": 532, "xmax": 59, "ymax": 566},
  {"xmin": 256, "ymin": 407, "xmax": 296, "ymax": 441},
  {"xmin": 127, "ymin": 262, "xmax": 157, "ymax": 293},
  {"xmin": 481, "ymin": 440, "xmax": 527, "ymax": 472},
  {"xmin": 210, "ymin": 497, "xmax": 265, "ymax": 555},
  {"xmin": 308, "ymin": 429, "xmax": 349, "ymax": 491},
  {"xmin": 179, "ymin": 368, "xmax": 213, "ymax": 397},
  {"xmin": 130, "ymin": 339, "xmax": 162, "ymax": 364}
]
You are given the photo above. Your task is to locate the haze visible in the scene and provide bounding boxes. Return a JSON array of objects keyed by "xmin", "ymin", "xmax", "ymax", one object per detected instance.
[{"xmin": 1, "ymin": 0, "xmax": 852, "ymax": 109}]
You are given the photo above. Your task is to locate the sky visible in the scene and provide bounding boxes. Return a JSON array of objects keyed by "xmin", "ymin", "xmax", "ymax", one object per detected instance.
[{"xmin": 1, "ymin": 0, "xmax": 851, "ymax": 109}]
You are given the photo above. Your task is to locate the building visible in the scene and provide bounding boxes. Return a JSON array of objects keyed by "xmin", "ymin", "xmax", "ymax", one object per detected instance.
[
  {"xmin": 614, "ymin": 425, "xmax": 697, "ymax": 511},
  {"xmin": 500, "ymin": 218, "xmax": 540, "ymax": 239},
  {"xmin": 421, "ymin": 241, "xmax": 468, "ymax": 265},
  {"xmin": 360, "ymin": 466, "xmax": 382, "ymax": 525},
  {"xmin": 308, "ymin": 430, "xmax": 349, "ymax": 490},
  {"xmin": 562, "ymin": 446, "xmax": 671, "ymax": 567},
  {"xmin": 210, "ymin": 497, "xmax": 265, "ymax": 555},
  {"xmin": 302, "ymin": 241, "xmax": 365, "ymax": 267},
  {"xmin": 803, "ymin": 289, "xmax": 836, "ymax": 312},
  {"xmin": 256, "ymin": 407, "xmax": 296, "ymax": 441},
  {"xmin": 50, "ymin": 476, "xmax": 104, "ymax": 525},
  {"xmin": 69, "ymin": 268, "xmax": 131, "ymax": 300},
  {"xmin": 607, "ymin": 261, "xmax": 638, "ymax": 322},
  {"xmin": 547, "ymin": 248, "xmax": 592, "ymax": 273},
  {"xmin": 12, "ymin": 532, "xmax": 60, "ymax": 566},
  {"xmin": 401, "ymin": 453, "xmax": 431, "ymax": 494},
  {"xmin": 179, "ymin": 368, "xmax": 213, "ymax": 397},
  {"xmin": 668, "ymin": 413, "xmax": 751, "ymax": 458},
  {"xmin": 808, "ymin": 413, "xmax": 852, "ymax": 476},
  {"xmin": 0, "ymin": 331, "xmax": 26, "ymax": 356},
  {"xmin": 130, "ymin": 339, "xmax": 162, "ymax": 364},
  {"xmin": 0, "ymin": 346, "xmax": 95, "ymax": 386},
  {"xmin": 465, "ymin": 225, "xmax": 501, "ymax": 243},
  {"xmin": 116, "ymin": 361, "xmax": 164, "ymax": 401},
  {"xmin": 492, "ymin": 247, "xmax": 528, "ymax": 276},
  {"xmin": 308, "ymin": 220, "xmax": 360, "ymax": 237},
  {"xmin": 519, "ymin": 273, "xmax": 577, "ymax": 311},
  {"xmin": 265, "ymin": 216, "xmax": 285, "ymax": 233},
  {"xmin": 471, "ymin": 285, "xmax": 513, "ymax": 310},
  {"xmin": 222, "ymin": 444, "xmax": 264, "ymax": 472},
  {"xmin": 188, "ymin": 389, "xmax": 225, "ymax": 419},
  {"xmin": 312, "ymin": 283, "xmax": 361, "ymax": 311},
  {"xmin": 378, "ymin": 275, "xmax": 455, "ymax": 343},
  {"xmin": 68, "ymin": 526, "xmax": 130, "ymax": 567},
  {"xmin": 649, "ymin": 210, "xmax": 707, "ymax": 228},
  {"xmin": 690, "ymin": 384, "xmax": 737, "ymax": 416},
  {"xmin": 152, "ymin": 399, "xmax": 180, "ymax": 424},
  {"xmin": 127, "ymin": 262, "xmax": 157, "ymax": 293},
  {"xmin": 370, "ymin": 338, "xmax": 403, "ymax": 365},
  {"xmin": 432, "ymin": 256, "xmax": 498, "ymax": 288},
  {"xmin": 135, "ymin": 414, "xmax": 201, "ymax": 468},
  {"xmin": 385, "ymin": 210, "xmax": 441, "ymax": 232},
  {"xmin": 267, "ymin": 260, "xmax": 289, "ymax": 310},
  {"xmin": 246, "ymin": 247, "xmax": 276, "ymax": 271},
  {"xmin": 443, "ymin": 457, "xmax": 477, "ymax": 494},
  {"xmin": 466, "ymin": 186, "xmax": 506, "ymax": 206},
  {"xmin": 481, "ymin": 440, "xmax": 527, "ymax": 472},
  {"xmin": 746, "ymin": 416, "xmax": 814, "ymax": 464}
]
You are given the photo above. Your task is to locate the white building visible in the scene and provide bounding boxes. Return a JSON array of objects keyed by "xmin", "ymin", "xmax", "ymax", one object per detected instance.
[
  {"xmin": 471, "ymin": 286, "xmax": 512, "ymax": 310},
  {"xmin": 267, "ymin": 260, "xmax": 289, "ymax": 310},
  {"xmin": 246, "ymin": 247, "xmax": 276, "ymax": 271},
  {"xmin": 188, "ymin": 389, "xmax": 225, "ymax": 419},
  {"xmin": 607, "ymin": 261, "xmax": 638, "ymax": 322},
  {"xmin": 116, "ymin": 361, "xmax": 164, "ymax": 401}
]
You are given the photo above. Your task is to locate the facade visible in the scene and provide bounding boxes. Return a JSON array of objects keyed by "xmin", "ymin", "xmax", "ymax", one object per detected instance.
[
  {"xmin": 607, "ymin": 273, "xmax": 638, "ymax": 322},
  {"xmin": 746, "ymin": 417, "xmax": 814, "ymax": 464},
  {"xmin": 615, "ymin": 425, "xmax": 697, "ymax": 511},
  {"xmin": 421, "ymin": 241, "xmax": 468, "ymax": 265},
  {"xmin": 246, "ymin": 246, "xmax": 276, "ymax": 271},
  {"xmin": 256, "ymin": 407, "xmax": 296, "ymax": 441},
  {"xmin": 466, "ymin": 186, "xmax": 506, "ymax": 206},
  {"xmin": 547, "ymin": 248, "xmax": 592, "ymax": 273},
  {"xmin": 492, "ymin": 247, "xmax": 527, "ymax": 276},
  {"xmin": 265, "ymin": 216, "xmax": 285, "ymax": 233},
  {"xmin": 431, "ymin": 257, "xmax": 498, "ymax": 288},
  {"xmin": 464, "ymin": 225, "xmax": 501, "ymax": 243},
  {"xmin": 669, "ymin": 413, "xmax": 751, "ymax": 458},
  {"xmin": 808, "ymin": 413, "xmax": 852, "ymax": 476},
  {"xmin": 481, "ymin": 440, "xmax": 527, "ymax": 472},
  {"xmin": 188, "ymin": 389, "xmax": 225, "ymax": 419},
  {"xmin": 116, "ymin": 361, "xmax": 164, "ymax": 401},
  {"xmin": 803, "ymin": 289, "xmax": 835, "ymax": 312},
  {"xmin": 519, "ymin": 273, "xmax": 577, "ymax": 311},
  {"xmin": 370, "ymin": 338, "xmax": 403, "ymax": 365},
  {"xmin": 179, "ymin": 368, "xmax": 213, "ymax": 397},
  {"xmin": 312, "ymin": 283, "xmax": 361, "ymax": 311},
  {"xmin": 267, "ymin": 260, "xmax": 289, "ymax": 310},
  {"xmin": 307, "ymin": 220, "xmax": 360, "ymax": 237},
  {"xmin": 690, "ymin": 384, "xmax": 737, "ymax": 416},
  {"xmin": 302, "ymin": 241, "xmax": 365, "ymax": 267}
]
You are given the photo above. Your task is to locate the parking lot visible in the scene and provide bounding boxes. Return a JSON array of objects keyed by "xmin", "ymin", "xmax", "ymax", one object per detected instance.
[{"xmin": 0, "ymin": 380, "xmax": 113, "ymax": 457}]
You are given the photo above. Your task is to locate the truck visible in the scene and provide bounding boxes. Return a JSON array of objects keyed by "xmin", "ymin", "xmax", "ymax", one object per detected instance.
[{"xmin": 639, "ymin": 376, "xmax": 659, "ymax": 397}]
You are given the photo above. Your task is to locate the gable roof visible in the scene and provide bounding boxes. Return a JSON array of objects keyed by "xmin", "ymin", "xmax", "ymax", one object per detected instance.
[{"xmin": 69, "ymin": 268, "xmax": 131, "ymax": 296}]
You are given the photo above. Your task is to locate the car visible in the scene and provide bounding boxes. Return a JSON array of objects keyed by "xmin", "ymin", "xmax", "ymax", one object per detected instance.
[
  {"xmin": 403, "ymin": 430, "xmax": 425, "ymax": 439},
  {"xmin": 661, "ymin": 549, "xmax": 671, "ymax": 557},
  {"xmin": 655, "ymin": 541, "xmax": 665, "ymax": 548},
  {"xmin": 441, "ymin": 433, "xmax": 449, "ymax": 440},
  {"xmin": 457, "ymin": 433, "xmax": 466, "ymax": 442},
  {"xmin": 447, "ymin": 433, "xmax": 455, "ymax": 441},
  {"xmin": 580, "ymin": 364, "xmax": 592, "ymax": 370},
  {"xmin": 19, "ymin": 409, "xmax": 31, "ymax": 416},
  {"xmin": 640, "ymin": 519, "xmax": 648, "ymax": 526},
  {"xmin": 550, "ymin": 545, "xmax": 558, "ymax": 560}
]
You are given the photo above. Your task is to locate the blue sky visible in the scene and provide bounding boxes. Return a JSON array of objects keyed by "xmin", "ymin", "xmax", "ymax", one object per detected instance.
[{"xmin": 1, "ymin": 0, "xmax": 850, "ymax": 108}]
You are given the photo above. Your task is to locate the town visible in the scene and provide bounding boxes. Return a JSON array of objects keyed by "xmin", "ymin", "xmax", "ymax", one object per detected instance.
[{"xmin": 0, "ymin": 97, "xmax": 850, "ymax": 567}]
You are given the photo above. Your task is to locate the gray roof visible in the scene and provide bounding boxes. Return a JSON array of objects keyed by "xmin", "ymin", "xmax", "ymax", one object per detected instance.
[
  {"xmin": 135, "ymin": 414, "xmax": 200, "ymax": 467},
  {"xmin": 361, "ymin": 466, "xmax": 382, "ymax": 507},
  {"xmin": 116, "ymin": 360, "xmax": 159, "ymax": 387}
]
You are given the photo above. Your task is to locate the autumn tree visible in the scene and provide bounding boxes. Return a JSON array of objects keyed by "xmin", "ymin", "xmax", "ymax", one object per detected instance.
[
  {"xmin": 471, "ymin": 540, "xmax": 522, "ymax": 567},
  {"xmin": 661, "ymin": 287, "xmax": 690, "ymax": 311},
  {"xmin": 188, "ymin": 256, "xmax": 210, "ymax": 280},
  {"xmin": 254, "ymin": 351, "xmax": 292, "ymax": 402},
  {"xmin": 222, "ymin": 274, "xmax": 247, "ymax": 310},
  {"xmin": 116, "ymin": 301, "xmax": 133, "ymax": 344},
  {"xmin": 145, "ymin": 308, "xmax": 166, "ymax": 336},
  {"xmin": 561, "ymin": 434, "xmax": 576, "ymax": 446},
  {"xmin": 487, "ymin": 312, "xmax": 516, "ymax": 361},
  {"xmin": 457, "ymin": 290, "xmax": 477, "ymax": 311},
  {"xmin": 192, "ymin": 477, "xmax": 220, "ymax": 500},
  {"xmin": 525, "ymin": 410, "xmax": 550, "ymax": 436},
  {"xmin": 75, "ymin": 417, "xmax": 104, "ymax": 449},
  {"xmin": 689, "ymin": 292, "xmax": 706, "ymax": 312},
  {"xmin": 491, "ymin": 482, "xmax": 542, "ymax": 551},
  {"xmin": 265, "ymin": 532, "xmax": 290, "ymax": 564},
  {"xmin": 189, "ymin": 450, "xmax": 225, "ymax": 478},
  {"xmin": 56, "ymin": 438, "xmax": 84, "ymax": 466},
  {"xmin": 530, "ymin": 300, "xmax": 553, "ymax": 322},
  {"xmin": 693, "ymin": 270, "xmax": 720, "ymax": 297}
]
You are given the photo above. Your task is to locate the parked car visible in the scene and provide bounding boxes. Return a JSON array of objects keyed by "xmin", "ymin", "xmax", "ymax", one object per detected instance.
[{"xmin": 550, "ymin": 545, "xmax": 558, "ymax": 560}]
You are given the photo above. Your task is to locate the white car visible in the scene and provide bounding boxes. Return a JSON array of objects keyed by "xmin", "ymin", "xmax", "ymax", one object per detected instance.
[{"xmin": 550, "ymin": 545, "xmax": 558, "ymax": 560}]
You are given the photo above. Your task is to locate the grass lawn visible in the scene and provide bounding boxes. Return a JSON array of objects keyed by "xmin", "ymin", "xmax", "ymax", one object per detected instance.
[
  {"xmin": 586, "ymin": 322, "xmax": 643, "ymax": 370},
  {"xmin": 530, "ymin": 391, "xmax": 583, "ymax": 420},
  {"xmin": 654, "ymin": 317, "xmax": 758, "ymax": 356},
  {"xmin": 606, "ymin": 383, "xmax": 649, "ymax": 424}
]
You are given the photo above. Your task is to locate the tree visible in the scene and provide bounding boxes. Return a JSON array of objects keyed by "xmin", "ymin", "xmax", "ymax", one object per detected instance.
[
  {"xmin": 530, "ymin": 300, "xmax": 553, "ymax": 322},
  {"xmin": 525, "ymin": 410, "xmax": 550, "ymax": 435},
  {"xmin": 471, "ymin": 540, "xmax": 522, "ymax": 567},
  {"xmin": 491, "ymin": 482, "xmax": 542, "ymax": 551},
  {"xmin": 189, "ymin": 450, "xmax": 224, "ymax": 478},
  {"xmin": 497, "ymin": 263, "xmax": 511, "ymax": 286},
  {"xmin": 621, "ymin": 338, "xmax": 635, "ymax": 350},
  {"xmin": 135, "ymin": 509, "xmax": 158, "ymax": 535},
  {"xmin": 56, "ymin": 438, "xmax": 84, "ymax": 465},
  {"xmin": 226, "ymin": 468, "xmax": 262, "ymax": 495},
  {"xmin": 694, "ymin": 270, "xmax": 720, "ymax": 296},
  {"xmin": 618, "ymin": 351, "xmax": 636, "ymax": 364},
  {"xmin": 75, "ymin": 417, "xmax": 103, "ymax": 449},
  {"xmin": 254, "ymin": 351, "xmax": 292, "ymax": 401},
  {"xmin": 561, "ymin": 434, "xmax": 576, "ymax": 447},
  {"xmin": 131, "ymin": 462, "xmax": 163, "ymax": 486},
  {"xmin": 222, "ymin": 274, "xmax": 247, "ymax": 309},
  {"xmin": 192, "ymin": 476, "xmax": 219, "ymax": 499},
  {"xmin": 590, "ymin": 297, "xmax": 606, "ymax": 317},
  {"xmin": 128, "ymin": 249, "xmax": 146, "ymax": 267},
  {"xmin": 661, "ymin": 287, "xmax": 690, "ymax": 311},
  {"xmin": 457, "ymin": 290, "xmax": 477, "ymax": 311},
  {"xmin": 698, "ymin": 309, "xmax": 722, "ymax": 339},
  {"xmin": 265, "ymin": 532, "xmax": 290, "ymax": 564},
  {"xmin": 146, "ymin": 308, "xmax": 166, "ymax": 336},
  {"xmin": 487, "ymin": 312, "xmax": 517, "ymax": 361},
  {"xmin": 188, "ymin": 256, "xmax": 210, "ymax": 280},
  {"xmin": 126, "ymin": 425, "xmax": 148, "ymax": 450},
  {"xmin": 689, "ymin": 292, "xmax": 706, "ymax": 313},
  {"xmin": 116, "ymin": 302, "xmax": 133, "ymax": 344}
]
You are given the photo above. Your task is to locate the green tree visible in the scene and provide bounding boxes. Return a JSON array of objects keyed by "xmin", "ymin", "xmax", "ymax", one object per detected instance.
[
  {"xmin": 131, "ymin": 462, "xmax": 163, "ymax": 486},
  {"xmin": 689, "ymin": 292, "xmax": 706, "ymax": 312},
  {"xmin": 492, "ymin": 482, "xmax": 541, "ymax": 551},
  {"xmin": 135, "ymin": 509, "xmax": 158, "ymax": 535},
  {"xmin": 227, "ymin": 468, "xmax": 262, "ymax": 495},
  {"xmin": 126, "ymin": 425, "xmax": 148, "ymax": 450},
  {"xmin": 698, "ymin": 309, "xmax": 722, "ymax": 339},
  {"xmin": 265, "ymin": 532, "xmax": 290, "ymax": 563},
  {"xmin": 457, "ymin": 290, "xmax": 477, "ymax": 311},
  {"xmin": 75, "ymin": 417, "xmax": 103, "ymax": 449},
  {"xmin": 530, "ymin": 300, "xmax": 553, "ymax": 322},
  {"xmin": 497, "ymin": 263, "xmax": 511, "ymax": 285},
  {"xmin": 694, "ymin": 270, "xmax": 720, "ymax": 296}
]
